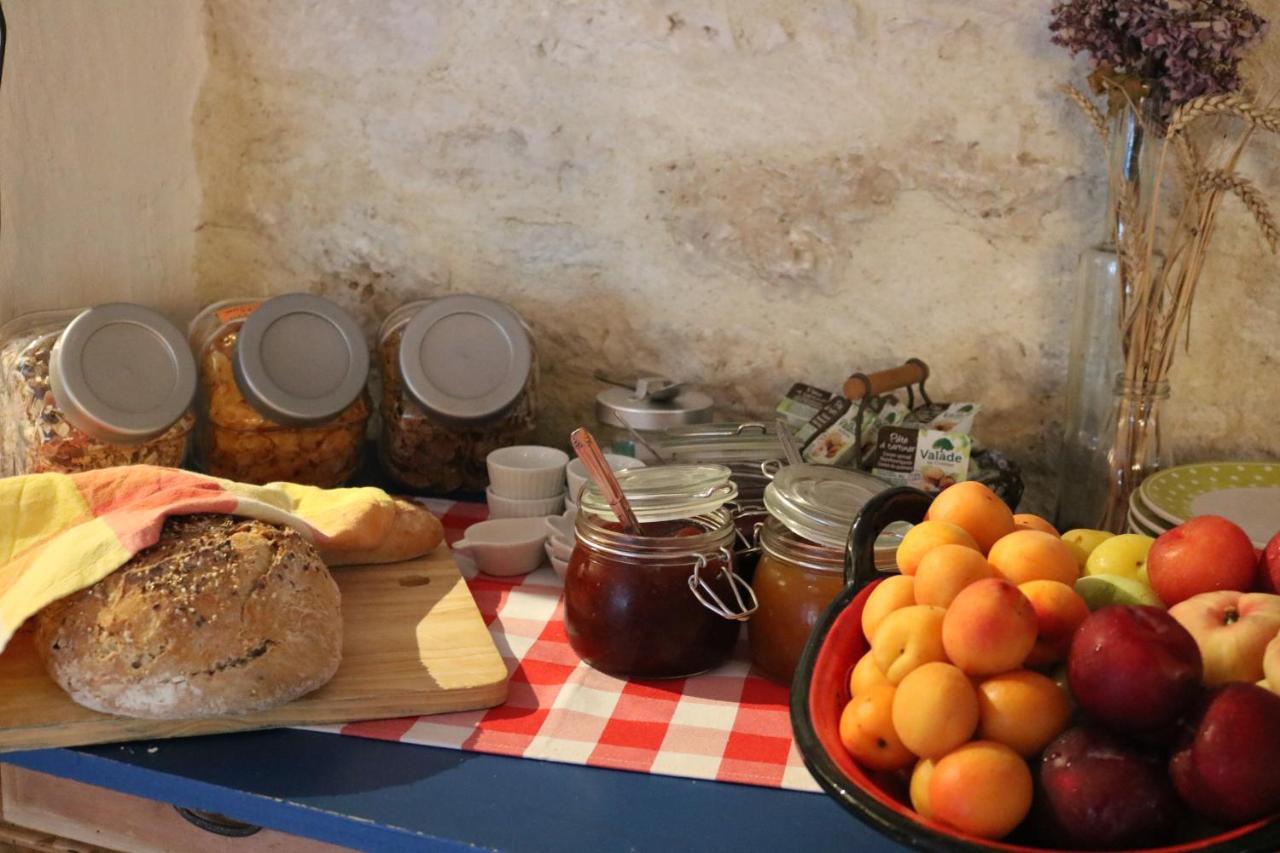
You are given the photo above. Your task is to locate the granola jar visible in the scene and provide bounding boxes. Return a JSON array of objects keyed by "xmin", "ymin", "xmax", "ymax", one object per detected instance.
[
  {"xmin": 189, "ymin": 295, "xmax": 371, "ymax": 487},
  {"xmin": 0, "ymin": 305, "xmax": 197, "ymax": 476},
  {"xmin": 566, "ymin": 465, "xmax": 757, "ymax": 678},
  {"xmin": 379, "ymin": 295, "xmax": 537, "ymax": 494},
  {"xmin": 749, "ymin": 464, "xmax": 890, "ymax": 684}
]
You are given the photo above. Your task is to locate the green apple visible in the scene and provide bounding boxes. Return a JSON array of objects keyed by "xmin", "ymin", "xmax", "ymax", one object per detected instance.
[
  {"xmin": 1075, "ymin": 573, "xmax": 1163, "ymax": 611},
  {"xmin": 1061, "ymin": 529, "xmax": 1116, "ymax": 571},
  {"xmin": 1085, "ymin": 533, "xmax": 1155, "ymax": 582}
]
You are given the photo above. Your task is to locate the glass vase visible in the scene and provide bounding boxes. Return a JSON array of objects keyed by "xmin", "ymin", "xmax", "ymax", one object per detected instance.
[
  {"xmin": 1055, "ymin": 95, "xmax": 1162, "ymax": 532},
  {"xmin": 1099, "ymin": 377, "xmax": 1172, "ymax": 533}
]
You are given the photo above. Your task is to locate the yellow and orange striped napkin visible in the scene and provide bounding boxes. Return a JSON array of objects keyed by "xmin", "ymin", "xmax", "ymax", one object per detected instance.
[{"xmin": 0, "ymin": 465, "xmax": 399, "ymax": 654}]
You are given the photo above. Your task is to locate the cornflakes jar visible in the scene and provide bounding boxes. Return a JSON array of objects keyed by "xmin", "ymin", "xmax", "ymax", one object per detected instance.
[
  {"xmin": 749, "ymin": 465, "xmax": 890, "ymax": 684},
  {"xmin": 188, "ymin": 294, "xmax": 370, "ymax": 487},
  {"xmin": 0, "ymin": 305, "xmax": 196, "ymax": 475},
  {"xmin": 379, "ymin": 294, "xmax": 537, "ymax": 494}
]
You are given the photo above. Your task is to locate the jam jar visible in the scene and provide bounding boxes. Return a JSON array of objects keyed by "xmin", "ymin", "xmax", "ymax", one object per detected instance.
[
  {"xmin": 0, "ymin": 305, "xmax": 197, "ymax": 475},
  {"xmin": 749, "ymin": 464, "xmax": 890, "ymax": 684},
  {"xmin": 652, "ymin": 423, "xmax": 785, "ymax": 580},
  {"xmin": 379, "ymin": 295, "xmax": 537, "ymax": 494},
  {"xmin": 188, "ymin": 295, "xmax": 371, "ymax": 487},
  {"xmin": 566, "ymin": 465, "xmax": 757, "ymax": 678}
]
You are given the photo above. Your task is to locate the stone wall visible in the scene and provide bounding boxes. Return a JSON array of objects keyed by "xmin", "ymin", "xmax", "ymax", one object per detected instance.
[{"xmin": 195, "ymin": 0, "xmax": 1280, "ymax": 511}]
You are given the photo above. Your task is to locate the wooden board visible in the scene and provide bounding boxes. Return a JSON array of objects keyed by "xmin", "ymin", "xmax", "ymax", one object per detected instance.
[{"xmin": 0, "ymin": 546, "xmax": 508, "ymax": 752}]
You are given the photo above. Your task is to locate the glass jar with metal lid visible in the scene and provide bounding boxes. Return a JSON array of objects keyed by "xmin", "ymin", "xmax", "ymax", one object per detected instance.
[
  {"xmin": 188, "ymin": 294, "xmax": 371, "ymax": 487},
  {"xmin": 378, "ymin": 295, "xmax": 537, "ymax": 494},
  {"xmin": 750, "ymin": 464, "xmax": 890, "ymax": 684},
  {"xmin": 567, "ymin": 464, "xmax": 757, "ymax": 678},
  {"xmin": 651, "ymin": 422, "xmax": 784, "ymax": 579},
  {"xmin": 594, "ymin": 378, "xmax": 714, "ymax": 462},
  {"xmin": 0, "ymin": 305, "xmax": 197, "ymax": 475}
]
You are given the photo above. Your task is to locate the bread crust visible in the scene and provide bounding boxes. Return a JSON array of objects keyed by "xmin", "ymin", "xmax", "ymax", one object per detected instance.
[
  {"xmin": 34, "ymin": 515, "xmax": 342, "ymax": 720},
  {"xmin": 320, "ymin": 497, "xmax": 443, "ymax": 565}
]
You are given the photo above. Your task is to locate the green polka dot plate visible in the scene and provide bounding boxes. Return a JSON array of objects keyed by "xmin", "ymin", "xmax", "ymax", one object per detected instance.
[{"xmin": 1139, "ymin": 462, "xmax": 1280, "ymax": 547}]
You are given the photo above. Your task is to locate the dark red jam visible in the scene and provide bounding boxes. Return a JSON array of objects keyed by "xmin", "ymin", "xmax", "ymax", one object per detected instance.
[{"xmin": 564, "ymin": 516, "xmax": 742, "ymax": 679}]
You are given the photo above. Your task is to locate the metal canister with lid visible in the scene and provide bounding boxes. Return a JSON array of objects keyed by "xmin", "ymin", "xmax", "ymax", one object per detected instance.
[
  {"xmin": 188, "ymin": 294, "xmax": 371, "ymax": 488},
  {"xmin": 750, "ymin": 464, "xmax": 891, "ymax": 684},
  {"xmin": 379, "ymin": 294, "xmax": 538, "ymax": 493},
  {"xmin": 0, "ymin": 304, "xmax": 197, "ymax": 475},
  {"xmin": 567, "ymin": 464, "xmax": 757, "ymax": 678},
  {"xmin": 594, "ymin": 376, "xmax": 714, "ymax": 462}
]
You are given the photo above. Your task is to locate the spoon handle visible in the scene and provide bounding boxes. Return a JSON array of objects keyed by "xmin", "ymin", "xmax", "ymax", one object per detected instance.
[{"xmin": 570, "ymin": 428, "xmax": 643, "ymax": 535}]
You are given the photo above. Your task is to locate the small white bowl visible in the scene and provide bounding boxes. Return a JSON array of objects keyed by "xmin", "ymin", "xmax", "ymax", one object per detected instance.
[
  {"xmin": 487, "ymin": 445, "xmax": 570, "ymax": 499},
  {"xmin": 487, "ymin": 487, "xmax": 564, "ymax": 519},
  {"xmin": 452, "ymin": 517, "xmax": 547, "ymax": 577},
  {"xmin": 545, "ymin": 536, "xmax": 573, "ymax": 562},
  {"xmin": 544, "ymin": 513, "xmax": 574, "ymax": 544},
  {"xmin": 549, "ymin": 554, "xmax": 570, "ymax": 580},
  {"xmin": 565, "ymin": 454, "xmax": 644, "ymax": 503}
]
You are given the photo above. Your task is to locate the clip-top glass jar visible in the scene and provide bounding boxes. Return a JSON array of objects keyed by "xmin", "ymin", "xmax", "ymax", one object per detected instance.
[
  {"xmin": 379, "ymin": 295, "xmax": 538, "ymax": 493},
  {"xmin": 188, "ymin": 294, "xmax": 371, "ymax": 487},
  {"xmin": 750, "ymin": 464, "xmax": 890, "ymax": 684},
  {"xmin": 0, "ymin": 305, "xmax": 197, "ymax": 475},
  {"xmin": 566, "ymin": 465, "xmax": 757, "ymax": 679}
]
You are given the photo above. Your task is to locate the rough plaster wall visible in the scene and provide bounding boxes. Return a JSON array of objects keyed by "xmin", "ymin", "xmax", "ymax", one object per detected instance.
[
  {"xmin": 194, "ymin": 1, "xmax": 1280, "ymax": 511},
  {"xmin": 0, "ymin": 1, "xmax": 206, "ymax": 322}
]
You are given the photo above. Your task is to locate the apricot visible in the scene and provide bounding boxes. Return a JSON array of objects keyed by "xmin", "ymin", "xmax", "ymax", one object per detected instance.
[
  {"xmin": 942, "ymin": 579, "xmax": 1037, "ymax": 677},
  {"xmin": 987, "ymin": 530, "xmax": 1080, "ymax": 587},
  {"xmin": 914, "ymin": 545, "xmax": 995, "ymax": 608},
  {"xmin": 849, "ymin": 653, "xmax": 892, "ymax": 697},
  {"xmin": 1013, "ymin": 513, "xmax": 1058, "ymax": 536},
  {"xmin": 976, "ymin": 670, "xmax": 1072, "ymax": 757},
  {"xmin": 1019, "ymin": 580, "xmax": 1090, "ymax": 665},
  {"xmin": 838, "ymin": 684, "xmax": 915, "ymax": 772},
  {"xmin": 929, "ymin": 741, "xmax": 1033, "ymax": 840},
  {"xmin": 860, "ymin": 575, "xmax": 916, "ymax": 642},
  {"xmin": 910, "ymin": 759, "xmax": 937, "ymax": 819},
  {"xmin": 926, "ymin": 481, "xmax": 1015, "ymax": 554},
  {"xmin": 896, "ymin": 521, "xmax": 980, "ymax": 575},
  {"xmin": 892, "ymin": 662, "xmax": 980, "ymax": 759},
  {"xmin": 871, "ymin": 605, "xmax": 948, "ymax": 684}
]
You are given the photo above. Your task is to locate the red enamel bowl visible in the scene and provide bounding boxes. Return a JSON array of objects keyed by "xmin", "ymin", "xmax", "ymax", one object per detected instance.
[{"xmin": 789, "ymin": 487, "xmax": 1280, "ymax": 853}]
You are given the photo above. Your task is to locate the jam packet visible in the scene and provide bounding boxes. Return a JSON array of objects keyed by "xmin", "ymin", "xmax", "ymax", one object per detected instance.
[
  {"xmin": 801, "ymin": 394, "xmax": 910, "ymax": 467},
  {"xmin": 870, "ymin": 402, "xmax": 981, "ymax": 492},
  {"xmin": 776, "ymin": 383, "xmax": 834, "ymax": 441}
]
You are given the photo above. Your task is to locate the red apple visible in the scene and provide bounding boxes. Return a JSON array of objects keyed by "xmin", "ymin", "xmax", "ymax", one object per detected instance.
[
  {"xmin": 1037, "ymin": 726, "xmax": 1179, "ymax": 849},
  {"xmin": 1169, "ymin": 683, "xmax": 1280, "ymax": 826},
  {"xmin": 1147, "ymin": 516, "xmax": 1257, "ymax": 606},
  {"xmin": 1068, "ymin": 605, "xmax": 1202, "ymax": 735},
  {"xmin": 1169, "ymin": 591, "xmax": 1280, "ymax": 686},
  {"xmin": 1261, "ymin": 532, "xmax": 1280, "ymax": 594}
]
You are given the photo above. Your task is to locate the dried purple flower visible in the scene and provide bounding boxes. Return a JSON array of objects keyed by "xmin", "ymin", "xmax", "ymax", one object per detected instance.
[{"xmin": 1050, "ymin": 0, "xmax": 1268, "ymax": 106}]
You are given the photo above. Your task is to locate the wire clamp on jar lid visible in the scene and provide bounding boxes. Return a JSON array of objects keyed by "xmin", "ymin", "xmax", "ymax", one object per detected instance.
[{"xmin": 687, "ymin": 546, "xmax": 758, "ymax": 621}]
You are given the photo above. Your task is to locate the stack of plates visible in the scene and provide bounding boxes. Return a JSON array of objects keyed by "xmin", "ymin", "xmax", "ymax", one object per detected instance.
[{"xmin": 1129, "ymin": 462, "xmax": 1280, "ymax": 547}]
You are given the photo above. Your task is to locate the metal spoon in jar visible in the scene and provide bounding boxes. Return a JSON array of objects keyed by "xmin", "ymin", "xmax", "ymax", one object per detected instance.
[{"xmin": 570, "ymin": 427, "xmax": 643, "ymax": 536}]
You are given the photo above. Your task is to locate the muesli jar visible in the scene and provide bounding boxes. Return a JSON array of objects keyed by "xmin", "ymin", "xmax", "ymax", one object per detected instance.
[
  {"xmin": 566, "ymin": 465, "xmax": 757, "ymax": 678},
  {"xmin": 188, "ymin": 294, "xmax": 370, "ymax": 487},
  {"xmin": 0, "ymin": 305, "xmax": 196, "ymax": 476},
  {"xmin": 750, "ymin": 465, "xmax": 890, "ymax": 684},
  {"xmin": 379, "ymin": 295, "xmax": 537, "ymax": 493}
]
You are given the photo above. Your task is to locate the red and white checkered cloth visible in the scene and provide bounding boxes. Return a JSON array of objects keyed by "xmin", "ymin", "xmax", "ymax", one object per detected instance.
[{"xmin": 310, "ymin": 499, "xmax": 820, "ymax": 793}]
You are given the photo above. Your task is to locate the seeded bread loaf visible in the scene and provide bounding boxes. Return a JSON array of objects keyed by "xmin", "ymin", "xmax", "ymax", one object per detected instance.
[{"xmin": 34, "ymin": 514, "xmax": 342, "ymax": 720}]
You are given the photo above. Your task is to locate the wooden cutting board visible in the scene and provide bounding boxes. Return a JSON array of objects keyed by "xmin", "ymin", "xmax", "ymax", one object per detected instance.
[{"xmin": 0, "ymin": 545, "xmax": 508, "ymax": 752}]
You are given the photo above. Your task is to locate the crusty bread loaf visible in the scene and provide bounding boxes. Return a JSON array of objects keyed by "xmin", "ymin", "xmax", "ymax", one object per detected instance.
[
  {"xmin": 34, "ymin": 514, "xmax": 341, "ymax": 720},
  {"xmin": 320, "ymin": 497, "xmax": 444, "ymax": 566}
]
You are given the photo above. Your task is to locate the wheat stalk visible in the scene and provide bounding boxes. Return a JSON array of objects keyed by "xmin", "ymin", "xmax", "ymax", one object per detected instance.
[
  {"xmin": 1167, "ymin": 93, "xmax": 1280, "ymax": 136},
  {"xmin": 1061, "ymin": 84, "xmax": 1109, "ymax": 142},
  {"xmin": 1198, "ymin": 169, "xmax": 1280, "ymax": 251}
]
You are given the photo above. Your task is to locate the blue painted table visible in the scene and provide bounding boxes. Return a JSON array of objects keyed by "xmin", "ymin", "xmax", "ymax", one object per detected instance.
[{"xmin": 4, "ymin": 729, "xmax": 907, "ymax": 852}]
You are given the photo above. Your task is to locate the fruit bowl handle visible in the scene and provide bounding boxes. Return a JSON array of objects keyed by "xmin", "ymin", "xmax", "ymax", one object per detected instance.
[{"xmin": 844, "ymin": 487, "xmax": 932, "ymax": 591}]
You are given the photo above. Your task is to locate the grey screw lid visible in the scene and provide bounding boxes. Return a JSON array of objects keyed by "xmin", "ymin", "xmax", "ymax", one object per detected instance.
[
  {"xmin": 233, "ymin": 293, "xmax": 370, "ymax": 426},
  {"xmin": 49, "ymin": 303, "xmax": 197, "ymax": 444},
  {"xmin": 595, "ymin": 386, "xmax": 714, "ymax": 431},
  {"xmin": 397, "ymin": 294, "xmax": 533, "ymax": 424}
]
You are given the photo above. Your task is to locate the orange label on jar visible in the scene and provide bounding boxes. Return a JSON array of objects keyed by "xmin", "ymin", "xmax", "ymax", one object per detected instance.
[{"xmin": 215, "ymin": 303, "xmax": 258, "ymax": 323}]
